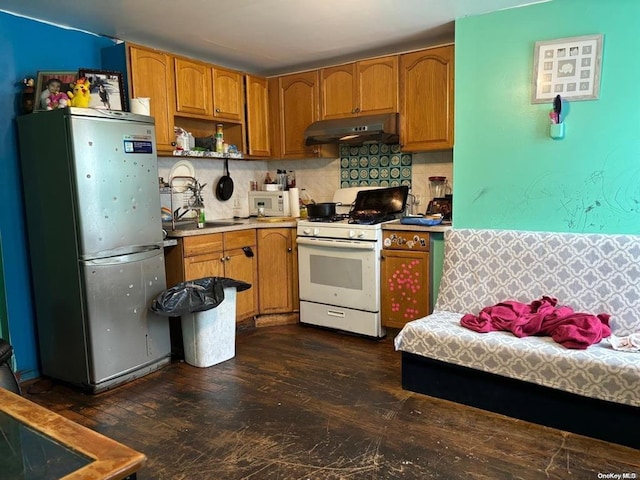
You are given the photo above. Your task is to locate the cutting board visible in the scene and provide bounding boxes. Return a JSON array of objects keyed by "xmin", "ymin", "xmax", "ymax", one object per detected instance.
[{"xmin": 256, "ymin": 216, "xmax": 297, "ymax": 222}]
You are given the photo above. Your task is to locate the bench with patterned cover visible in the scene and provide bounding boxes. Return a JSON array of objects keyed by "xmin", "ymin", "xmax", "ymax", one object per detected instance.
[{"xmin": 394, "ymin": 228, "xmax": 640, "ymax": 447}]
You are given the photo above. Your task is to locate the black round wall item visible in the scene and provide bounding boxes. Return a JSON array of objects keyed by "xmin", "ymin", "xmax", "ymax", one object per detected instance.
[{"xmin": 216, "ymin": 157, "xmax": 234, "ymax": 201}]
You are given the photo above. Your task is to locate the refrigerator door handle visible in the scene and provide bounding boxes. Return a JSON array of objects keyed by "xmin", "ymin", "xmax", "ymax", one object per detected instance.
[{"xmin": 82, "ymin": 246, "xmax": 163, "ymax": 266}]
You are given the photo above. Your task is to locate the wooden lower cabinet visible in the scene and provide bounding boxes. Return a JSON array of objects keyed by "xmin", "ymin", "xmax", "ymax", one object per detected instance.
[
  {"xmin": 381, "ymin": 230, "xmax": 430, "ymax": 328},
  {"xmin": 257, "ymin": 228, "xmax": 298, "ymax": 314},
  {"xmin": 165, "ymin": 230, "xmax": 258, "ymax": 322}
]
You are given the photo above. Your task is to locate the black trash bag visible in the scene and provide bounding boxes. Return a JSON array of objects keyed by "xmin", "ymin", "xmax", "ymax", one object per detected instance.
[{"xmin": 151, "ymin": 277, "xmax": 251, "ymax": 317}]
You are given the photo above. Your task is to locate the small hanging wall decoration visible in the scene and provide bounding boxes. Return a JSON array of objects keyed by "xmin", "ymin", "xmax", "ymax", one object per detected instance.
[{"xmin": 531, "ymin": 34, "xmax": 603, "ymax": 104}]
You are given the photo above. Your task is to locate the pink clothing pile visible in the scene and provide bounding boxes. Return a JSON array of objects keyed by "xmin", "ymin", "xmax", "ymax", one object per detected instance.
[{"xmin": 460, "ymin": 296, "xmax": 611, "ymax": 349}]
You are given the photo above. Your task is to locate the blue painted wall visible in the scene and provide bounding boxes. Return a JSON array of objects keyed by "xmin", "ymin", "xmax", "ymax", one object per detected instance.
[
  {"xmin": 454, "ymin": 0, "xmax": 640, "ymax": 233},
  {"xmin": 0, "ymin": 12, "xmax": 114, "ymax": 379}
]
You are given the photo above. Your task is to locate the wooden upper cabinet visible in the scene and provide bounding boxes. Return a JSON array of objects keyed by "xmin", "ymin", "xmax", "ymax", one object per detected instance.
[
  {"xmin": 174, "ymin": 59, "xmax": 244, "ymax": 123},
  {"xmin": 128, "ymin": 45, "xmax": 176, "ymax": 154},
  {"xmin": 320, "ymin": 63, "xmax": 357, "ymax": 119},
  {"xmin": 174, "ymin": 57, "xmax": 213, "ymax": 117},
  {"xmin": 357, "ymin": 56, "xmax": 398, "ymax": 116},
  {"xmin": 245, "ymin": 74, "xmax": 270, "ymax": 157},
  {"xmin": 400, "ymin": 45, "xmax": 454, "ymax": 151},
  {"xmin": 270, "ymin": 71, "xmax": 320, "ymax": 159},
  {"xmin": 212, "ymin": 66, "xmax": 244, "ymax": 122},
  {"xmin": 320, "ymin": 56, "xmax": 398, "ymax": 120}
]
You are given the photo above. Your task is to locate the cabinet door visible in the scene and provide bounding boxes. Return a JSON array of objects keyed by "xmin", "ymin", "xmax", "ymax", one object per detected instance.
[
  {"xmin": 257, "ymin": 228, "xmax": 295, "ymax": 314},
  {"xmin": 174, "ymin": 57, "xmax": 213, "ymax": 117},
  {"xmin": 223, "ymin": 230, "xmax": 258, "ymax": 321},
  {"xmin": 212, "ymin": 66, "xmax": 244, "ymax": 122},
  {"xmin": 381, "ymin": 250, "xmax": 430, "ymax": 328},
  {"xmin": 245, "ymin": 74, "xmax": 271, "ymax": 157},
  {"xmin": 224, "ymin": 247, "xmax": 258, "ymax": 321},
  {"xmin": 184, "ymin": 252, "xmax": 224, "ymax": 281},
  {"xmin": 400, "ymin": 45, "xmax": 454, "ymax": 151},
  {"xmin": 320, "ymin": 63, "xmax": 356, "ymax": 119},
  {"xmin": 129, "ymin": 45, "xmax": 176, "ymax": 154},
  {"xmin": 358, "ymin": 56, "xmax": 398, "ymax": 116},
  {"xmin": 274, "ymin": 71, "xmax": 319, "ymax": 159}
]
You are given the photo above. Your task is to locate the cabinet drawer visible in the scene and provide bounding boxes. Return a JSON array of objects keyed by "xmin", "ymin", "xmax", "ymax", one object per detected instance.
[
  {"xmin": 183, "ymin": 234, "xmax": 223, "ymax": 257},
  {"xmin": 224, "ymin": 229, "xmax": 256, "ymax": 250},
  {"xmin": 383, "ymin": 230, "xmax": 429, "ymax": 251}
]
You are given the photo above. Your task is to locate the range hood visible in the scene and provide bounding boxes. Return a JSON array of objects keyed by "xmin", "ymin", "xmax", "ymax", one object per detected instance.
[{"xmin": 304, "ymin": 113, "xmax": 399, "ymax": 146}]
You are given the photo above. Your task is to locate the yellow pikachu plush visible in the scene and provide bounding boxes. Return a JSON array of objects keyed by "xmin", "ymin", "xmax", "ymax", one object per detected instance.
[{"xmin": 67, "ymin": 77, "xmax": 92, "ymax": 108}]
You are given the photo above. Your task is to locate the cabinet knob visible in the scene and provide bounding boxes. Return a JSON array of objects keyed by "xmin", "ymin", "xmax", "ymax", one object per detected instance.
[
  {"xmin": 220, "ymin": 257, "xmax": 225, "ymax": 262},
  {"xmin": 215, "ymin": 107, "xmax": 220, "ymax": 113},
  {"xmin": 225, "ymin": 255, "xmax": 231, "ymax": 261},
  {"xmin": 354, "ymin": 107, "xmax": 360, "ymax": 114},
  {"xmin": 287, "ymin": 247, "xmax": 292, "ymax": 252}
]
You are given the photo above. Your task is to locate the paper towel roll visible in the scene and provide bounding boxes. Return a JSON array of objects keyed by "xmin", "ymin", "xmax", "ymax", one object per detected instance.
[
  {"xmin": 130, "ymin": 97, "xmax": 150, "ymax": 115},
  {"xmin": 289, "ymin": 188, "xmax": 300, "ymax": 218},
  {"xmin": 282, "ymin": 191, "xmax": 291, "ymax": 216}
]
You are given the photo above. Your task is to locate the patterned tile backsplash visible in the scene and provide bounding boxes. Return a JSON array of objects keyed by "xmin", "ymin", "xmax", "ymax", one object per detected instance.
[{"xmin": 339, "ymin": 143, "xmax": 412, "ymax": 188}]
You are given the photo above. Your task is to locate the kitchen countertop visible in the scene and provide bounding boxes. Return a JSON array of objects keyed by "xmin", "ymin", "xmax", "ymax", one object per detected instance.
[
  {"xmin": 164, "ymin": 217, "xmax": 298, "ymax": 237},
  {"xmin": 164, "ymin": 217, "xmax": 452, "ymax": 238}
]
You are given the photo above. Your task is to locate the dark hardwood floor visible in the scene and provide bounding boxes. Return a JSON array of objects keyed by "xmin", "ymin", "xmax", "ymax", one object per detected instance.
[{"xmin": 22, "ymin": 324, "xmax": 639, "ymax": 480}]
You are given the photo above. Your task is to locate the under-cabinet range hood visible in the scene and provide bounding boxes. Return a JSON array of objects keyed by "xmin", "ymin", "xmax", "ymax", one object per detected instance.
[{"xmin": 304, "ymin": 113, "xmax": 399, "ymax": 146}]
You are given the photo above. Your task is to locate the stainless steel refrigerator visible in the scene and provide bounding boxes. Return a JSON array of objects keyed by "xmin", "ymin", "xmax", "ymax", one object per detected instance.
[{"xmin": 17, "ymin": 107, "xmax": 171, "ymax": 393}]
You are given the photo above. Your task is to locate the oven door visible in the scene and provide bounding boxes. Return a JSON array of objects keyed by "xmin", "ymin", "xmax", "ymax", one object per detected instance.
[{"xmin": 297, "ymin": 237, "xmax": 380, "ymax": 312}]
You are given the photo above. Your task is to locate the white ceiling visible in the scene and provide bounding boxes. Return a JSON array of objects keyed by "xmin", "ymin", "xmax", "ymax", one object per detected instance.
[{"xmin": 2, "ymin": 0, "xmax": 547, "ymax": 76}]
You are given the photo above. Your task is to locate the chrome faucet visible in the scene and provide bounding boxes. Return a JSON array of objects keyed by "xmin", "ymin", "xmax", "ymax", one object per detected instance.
[{"xmin": 169, "ymin": 176, "xmax": 206, "ymax": 230}]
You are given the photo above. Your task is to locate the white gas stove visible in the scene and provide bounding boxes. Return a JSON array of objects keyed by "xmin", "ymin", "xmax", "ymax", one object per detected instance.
[{"xmin": 296, "ymin": 186, "xmax": 407, "ymax": 338}]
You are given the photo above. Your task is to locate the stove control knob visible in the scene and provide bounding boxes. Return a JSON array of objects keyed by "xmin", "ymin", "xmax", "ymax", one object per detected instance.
[
  {"xmin": 349, "ymin": 230, "xmax": 356, "ymax": 238},
  {"xmin": 313, "ymin": 228, "xmax": 320, "ymax": 236},
  {"xmin": 357, "ymin": 231, "xmax": 365, "ymax": 238},
  {"xmin": 303, "ymin": 228, "xmax": 312, "ymax": 235}
]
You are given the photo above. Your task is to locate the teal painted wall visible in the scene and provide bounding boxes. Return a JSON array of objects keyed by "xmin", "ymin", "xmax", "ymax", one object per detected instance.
[
  {"xmin": 454, "ymin": 0, "xmax": 640, "ymax": 233},
  {"xmin": 0, "ymin": 12, "xmax": 114, "ymax": 379}
]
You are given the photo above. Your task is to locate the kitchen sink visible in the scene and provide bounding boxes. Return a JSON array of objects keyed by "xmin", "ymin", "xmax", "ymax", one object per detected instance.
[
  {"xmin": 166, "ymin": 220, "xmax": 241, "ymax": 231},
  {"xmin": 201, "ymin": 221, "xmax": 241, "ymax": 228}
]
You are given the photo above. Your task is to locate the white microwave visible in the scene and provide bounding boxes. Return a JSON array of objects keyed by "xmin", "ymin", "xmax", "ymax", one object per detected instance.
[{"xmin": 248, "ymin": 191, "xmax": 286, "ymax": 216}]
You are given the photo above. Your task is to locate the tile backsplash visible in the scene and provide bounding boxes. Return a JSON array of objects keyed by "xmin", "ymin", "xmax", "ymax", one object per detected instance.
[
  {"xmin": 339, "ymin": 143, "xmax": 412, "ymax": 189},
  {"xmin": 158, "ymin": 144, "xmax": 452, "ymax": 220}
]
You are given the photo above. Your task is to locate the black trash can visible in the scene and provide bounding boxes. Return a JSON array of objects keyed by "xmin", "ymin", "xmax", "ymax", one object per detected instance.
[{"xmin": 151, "ymin": 277, "xmax": 250, "ymax": 367}]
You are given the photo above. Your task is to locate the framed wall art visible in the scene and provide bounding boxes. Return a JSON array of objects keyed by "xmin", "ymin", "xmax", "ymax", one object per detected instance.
[
  {"xmin": 78, "ymin": 68, "xmax": 126, "ymax": 111},
  {"xmin": 34, "ymin": 71, "xmax": 76, "ymax": 112},
  {"xmin": 531, "ymin": 34, "xmax": 603, "ymax": 104}
]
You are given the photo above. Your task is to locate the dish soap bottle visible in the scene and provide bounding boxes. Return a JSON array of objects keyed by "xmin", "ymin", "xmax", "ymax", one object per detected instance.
[{"xmin": 198, "ymin": 209, "xmax": 205, "ymax": 228}]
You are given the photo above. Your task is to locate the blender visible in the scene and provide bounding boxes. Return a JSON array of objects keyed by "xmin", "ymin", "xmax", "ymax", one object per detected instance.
[{"xmin": 428, "ymin": 176, "xmax": 448, "ymax": 199}]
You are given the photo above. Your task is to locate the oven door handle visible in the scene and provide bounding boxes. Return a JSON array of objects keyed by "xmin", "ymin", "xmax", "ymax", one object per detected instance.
[{"xmin": 296, "ymin": 237, "xmax": 376, "ymax": 250}]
